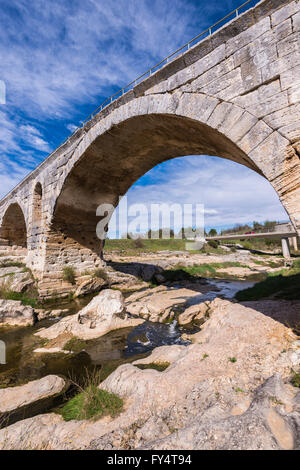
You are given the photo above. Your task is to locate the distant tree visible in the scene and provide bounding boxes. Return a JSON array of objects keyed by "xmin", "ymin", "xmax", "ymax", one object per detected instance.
[{"xmin": 208, "ymin": 228, "xmax": 217, "ymax": 237}]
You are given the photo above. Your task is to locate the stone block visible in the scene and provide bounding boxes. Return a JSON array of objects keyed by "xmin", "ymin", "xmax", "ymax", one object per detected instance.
[
  {"xmin": 192, "ymin": 44, "xmax": 226, "ymax": 77},
  {"xmin": 278, "ymin": 122, "xmax": 300, "ymax": 142},
  {"xmin": 249, "ymin": 132, "xmax": 289, "ymax": 180},
  {"xmin": 226, "ymin": 111, "xmax": 258, "ymax": 143},
  {"xmin": 176, "ymin": 93, "xmax": 219, "ymax": 123},
  {"xmin": 183, "ymin": 40, "xmax": 213, "ymax": 67},
  {"xmin": 277, "ymin": 32, "xmax": 300, "ymax": 57},
  {"xmin": 226, "ymin": 17, "xmax": 271, "ymax": 57},
  {"xmin": 262, "ymin": 50, "xmax": 300, "ymax": 82},
  {"xmin": 280, "ymin": 62, "xmax": 300, "ymax": 90},
  {"xmin": 200, "ymin": 68, "xmax": 241, "ymax": 96},
  {"xmin": 241, "ymin": 59, "xmax": 262, "ymax": 92},
  {"xmin": 271, "ymin": 2, "xmax": 298, "ymax": 27},
  {"xmin": 207, "ymin": 102, "xmax": 234, "ymax": 130},
  {"xmin": 238, "ymin": 120, "xmax": 273, "ymax": 153},
  {"xmin": 293, "ymin": 11, "xmax": 300, "ymax": 32},
  {"xmin": 288, "ymin": 84, "xmax": 300, "ymax": 105},
  {"xmin": 247, "ymin": 91, "xmax": 289, "ymax": 119},
  {"xmin": 264, "ymin": 102, "xmax": 300, "ymax": 130},
  {"xmin": 252, "ymin": 44, "xmax": 277, "ymax": 68},
  {"xmin": 233, "ymin": 43, "xmax": 254, "ymax": 67},
  {"xmin": 273, "ymin": 18, "xmax": 293, "ymax": 40},
  {"xmin": 186, "ymin": 57, "xmax": 235, "ymax": 92}
]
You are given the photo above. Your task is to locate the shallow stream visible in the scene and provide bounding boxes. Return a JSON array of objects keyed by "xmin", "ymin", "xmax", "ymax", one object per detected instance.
[{"xmin": 0, "ymin": 278, "xmax": 253, "ymax": 390}]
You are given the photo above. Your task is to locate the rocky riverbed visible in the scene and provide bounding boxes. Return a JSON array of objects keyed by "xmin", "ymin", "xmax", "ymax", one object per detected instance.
[{"xmin": 0, "ymin": 248, "xmax": 299, "ymax": 450}]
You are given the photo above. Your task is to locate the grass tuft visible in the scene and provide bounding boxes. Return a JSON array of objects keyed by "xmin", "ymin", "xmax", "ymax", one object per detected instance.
[
  {"xmin": 135, "ymin": 362, "xmax": 170, "ymax": 372},
  {"xmin": 291, "ymin": 370, "xmax": 300, "ymax": 388},
  {"xmin": 59, "ymin": 368, "xmax": 123, "ymax": 421},
  {"xmin": 63, "ymin": 266, "xmax": 76, "ymax": 285}
]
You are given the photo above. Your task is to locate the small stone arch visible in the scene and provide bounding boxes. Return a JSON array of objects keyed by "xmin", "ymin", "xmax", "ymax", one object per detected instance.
[{"xmin": 0, "ymin": 203, "xmax": 27, "ymax": 248}]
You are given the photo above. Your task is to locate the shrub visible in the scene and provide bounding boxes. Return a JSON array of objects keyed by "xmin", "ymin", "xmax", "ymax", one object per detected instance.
[{"xmin": 63, "ymin": 266, "xmax": 76, "ymax": 285}]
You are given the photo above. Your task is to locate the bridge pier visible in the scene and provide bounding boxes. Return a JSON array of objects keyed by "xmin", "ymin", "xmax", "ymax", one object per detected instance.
[
  {"xmin": 281, "ymin": 238, "xmax": 291, "ymax": 259},
  {"xmin": 289, "ymin": 237, "xmax": 298, "ymax": 252}
]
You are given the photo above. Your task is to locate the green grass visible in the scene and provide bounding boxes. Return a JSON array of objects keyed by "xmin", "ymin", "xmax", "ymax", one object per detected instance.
[
  {"xmin": 161, "ymin": 262, "xmax": 249, "ymax": 282},
  {"xmin": 63, "ymin": 337, "xmax": 90, "ymax": 353},
  {"xmin": 291, "ymin": 371, "xmax": 300, "ymax": 388},
  {"xmin": 60, "ymin": 386, "xmax": 123, "ymax": 421},
  {"xmin": 235, "ymin": 263, "xmax": 300, "ymax": 301},
  {"xmin": 62, "ymin": 266, "xmax": 76, "ymax": 285},
  {"xmin": 104, "ymin": 239, "xmax": 226, "ymax": 256},
  {"xmin": 59, "ymin": 368, "xmax": 123, "ymax": 421},
  {"xmin": 135, "ymin": 362, "xmax": 170, "ymax": 372},
  {"xmin": 228, "ymin": 357, "xmax": 237, "ymax": 363},
  {"xmin": 0, "ymin": 260, "xmax": 26, "ymax": 269}
]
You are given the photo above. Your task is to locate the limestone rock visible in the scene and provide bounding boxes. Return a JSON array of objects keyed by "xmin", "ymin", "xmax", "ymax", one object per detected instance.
[
  {"xmin": 0, "ymin": 299, "xmax": 36, "ymax": 326},
  {"xmin": 0, "ymin": 375, "xmax": 68, "ymax": 426},
  {"xmin": 1, "ymin": 297, "xmax": 300, "ymax": 449},
  {"xmin": 126, "ymin": 285, "xmax": 209, "ymax": 323},
  {"xmin": 74, "ymin": 276, "xmax": 109, "ymax": 298},
  {"xmin": 35, "ymin": 289, "xmax": 143, "ymax": 345},
  {"xmin": 0, "ymin": 272, "xmax": 34, "ymax": 293},
  {"xmin": 178, "ymin": 302, "xmax": 209, "ymax": 325}
]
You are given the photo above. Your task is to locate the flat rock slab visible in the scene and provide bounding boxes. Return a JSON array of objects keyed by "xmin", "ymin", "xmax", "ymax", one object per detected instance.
[
  {"xmin": 0, "ymin": 299, "xmax": 35, "ymax": 326},
  {"xmin": 35, "ymin": 289, "xmax": 144, "ymax": 348},
  {"xmin": 0, "ymin": 375, "xmax": 68, "ymax": 427}
]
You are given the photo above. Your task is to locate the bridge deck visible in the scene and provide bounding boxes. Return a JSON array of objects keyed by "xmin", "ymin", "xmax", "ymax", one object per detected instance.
[{"xmin": 207, "ymin": 232, "xmax": 297, "ymax": 241}]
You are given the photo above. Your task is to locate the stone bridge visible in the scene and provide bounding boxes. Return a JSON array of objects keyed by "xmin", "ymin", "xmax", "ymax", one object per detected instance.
[{"xmin": 0, "ymin": 0, "xmax": 299, "ymax": 297}]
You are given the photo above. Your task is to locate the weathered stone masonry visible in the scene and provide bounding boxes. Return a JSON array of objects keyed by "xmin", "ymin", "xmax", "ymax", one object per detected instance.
[{"xmin": 0, "ymin": 0, "xmax": 299, "ymax": 297}]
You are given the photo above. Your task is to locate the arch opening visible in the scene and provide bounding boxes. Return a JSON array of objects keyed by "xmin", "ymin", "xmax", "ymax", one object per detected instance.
[
  {"xmin": 0, "ymin": 203, "xmax": 27, "ymax": 248},
  {"xmin": 46, "ymin": 112, "xmax": 281, "ymax": 279}
]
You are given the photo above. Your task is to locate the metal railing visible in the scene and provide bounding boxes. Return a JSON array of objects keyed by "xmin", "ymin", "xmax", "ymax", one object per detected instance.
[{"xmin": 1, "ymin": 0, "xmax": 257, "ymax": 201}]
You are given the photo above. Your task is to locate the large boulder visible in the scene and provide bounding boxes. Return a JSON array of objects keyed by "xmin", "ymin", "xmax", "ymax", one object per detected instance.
[
  {"xmin": 0, "ymin": 299, "xmax": 36, "ymax": 326},
  {"xmin": 0, "ymin": 375, "xmax": 68, "ymax": 427},
  {"xmin": 35, "ymin": 289, "xmax": 143, "ymax": 346}
]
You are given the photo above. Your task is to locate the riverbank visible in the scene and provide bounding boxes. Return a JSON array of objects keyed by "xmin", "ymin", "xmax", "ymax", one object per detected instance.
[{"xmin": 0, "ymin": 245, "xmax": 299, "ymax": 449}]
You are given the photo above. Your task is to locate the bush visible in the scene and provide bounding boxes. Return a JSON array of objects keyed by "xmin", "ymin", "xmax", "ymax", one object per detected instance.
[{"xmin": 62, "ymin": 266, "xmax": 76, "ymax": 285}]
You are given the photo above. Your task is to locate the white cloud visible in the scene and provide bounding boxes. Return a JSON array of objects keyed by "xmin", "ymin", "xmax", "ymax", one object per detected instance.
[{"xmin": 123, "ymin": 156, "xmax": 289, "ymax": 232}]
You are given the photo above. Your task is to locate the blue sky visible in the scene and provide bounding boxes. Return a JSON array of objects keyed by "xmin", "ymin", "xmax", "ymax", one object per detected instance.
[{"xmin": 0, "ymin": 0, "xmax": 288, "ymax": 231}]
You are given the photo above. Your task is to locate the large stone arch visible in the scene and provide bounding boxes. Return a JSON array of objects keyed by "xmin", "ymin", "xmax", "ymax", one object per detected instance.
[
  {"xmin": 0, "ymin": 203, "xmax": 27, "ymax": 249},
  {"xmin": 41, "ymin": 92, "xmax": 296, "ymax": 291}
]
